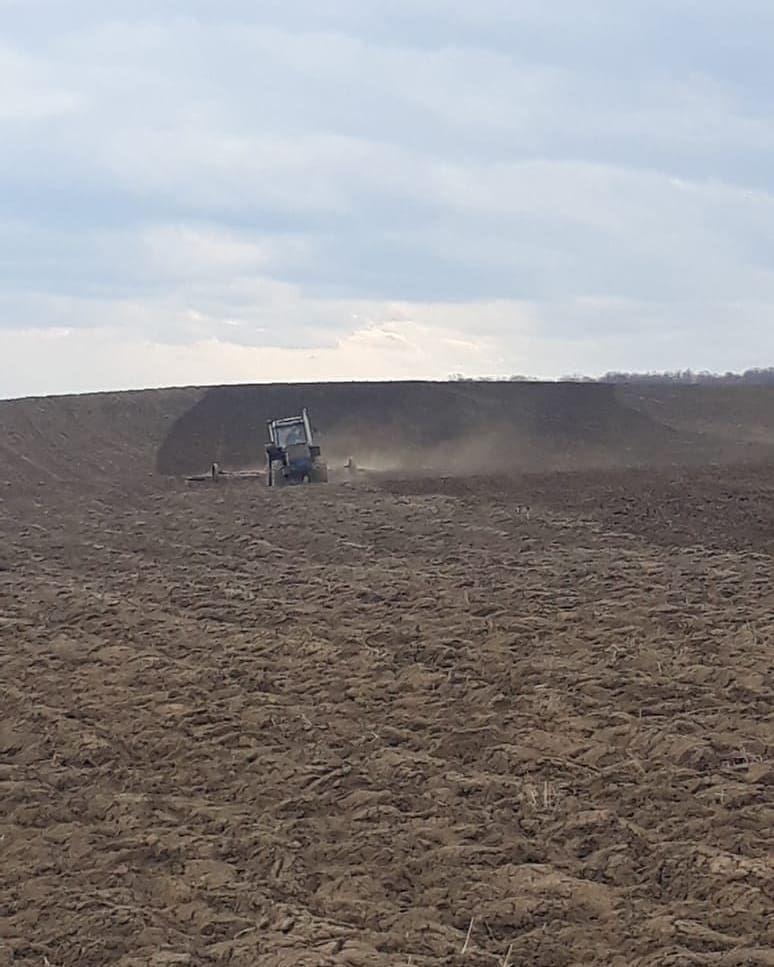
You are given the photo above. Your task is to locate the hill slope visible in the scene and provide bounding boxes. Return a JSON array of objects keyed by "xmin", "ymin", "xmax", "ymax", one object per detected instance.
[
  {"xmin": 2, "ymin": 381, "xmax": 774, "ymax": 497},
  {"xmin": 155, "ymin": 380, "xmax": 765, "ymax": 476},
  {"xmin": 617, "ymin": 383, "xmax": 774, "ymax": 444},
  {"xmin": 0, "ymin": 388, "xmax": 201, "ymax": 495}
]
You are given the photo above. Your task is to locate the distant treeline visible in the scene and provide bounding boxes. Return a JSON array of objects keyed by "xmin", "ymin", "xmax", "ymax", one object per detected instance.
[
  {"xmin": 450, "ymin": 369, "xmax": 774, "ymax": 385},
  {"xmin": 562, "ymin": 368, "xmax": 774, "ymax": 385}
]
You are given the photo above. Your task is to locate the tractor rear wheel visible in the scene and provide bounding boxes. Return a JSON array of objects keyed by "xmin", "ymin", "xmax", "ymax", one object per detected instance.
[{"xmin": 311, "ymin": 461, "xmax": 329, "ymax": 483}]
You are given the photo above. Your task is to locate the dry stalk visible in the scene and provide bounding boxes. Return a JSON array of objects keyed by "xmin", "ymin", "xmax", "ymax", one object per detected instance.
[{"xmin": 461, "ymin": 917, "xmax": 475, "ymax": 955}]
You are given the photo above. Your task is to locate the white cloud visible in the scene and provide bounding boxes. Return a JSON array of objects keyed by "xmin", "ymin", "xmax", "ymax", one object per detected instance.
[
  {"xmin": 0, "ymin": 45, "xmax": 83, "ymax": 120},
  {"xmin": 3, "ymin": 294, "xmax": 773, "ymax": 399},
  {"xmin": 0, "ymin": 317, "xmax": 501, "ymax": 398}
]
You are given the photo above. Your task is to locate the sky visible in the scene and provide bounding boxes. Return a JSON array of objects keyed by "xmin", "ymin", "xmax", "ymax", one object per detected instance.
[{"xmin": 1, "ymin": 0, "xmax": 773, "ymax": 397}]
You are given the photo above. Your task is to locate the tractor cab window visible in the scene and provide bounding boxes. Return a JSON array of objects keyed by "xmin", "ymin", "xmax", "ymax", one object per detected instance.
[{"xmin": 277, "ymin": 423, "xmax": 306, "ymax": 447}]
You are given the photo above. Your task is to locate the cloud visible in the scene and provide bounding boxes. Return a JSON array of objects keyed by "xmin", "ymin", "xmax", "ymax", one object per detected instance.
[
  {"xmin": 4, "ymin": 295, "xmax": 773, "ymax": 399},
  {"xmin": 0, "ymin": 317, "xmax": 501, "ymax": 398},
  {"xmin": 0, "ymin": 46, "xmax": 83, "ymax": 121},
  {"xmin": 1, "ymin": 1, "xmax": 774, "ymax": 396}
]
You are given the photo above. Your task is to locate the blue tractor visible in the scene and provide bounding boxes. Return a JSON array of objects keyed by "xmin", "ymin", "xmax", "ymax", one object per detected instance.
[{"xmin": 266, "ymin": 408, "xmax": 329, "ymax": 486}]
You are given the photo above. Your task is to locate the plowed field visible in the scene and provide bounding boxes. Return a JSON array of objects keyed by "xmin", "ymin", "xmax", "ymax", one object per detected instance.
[{"xmin": 1, "ymin": 384, "xmax": 772, "ymax": 965}]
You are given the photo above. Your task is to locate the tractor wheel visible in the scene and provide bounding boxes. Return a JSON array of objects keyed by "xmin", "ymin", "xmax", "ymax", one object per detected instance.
[
  {"xmin": 269, "ymin": 460, "xmax": 286, "ymax": 487},
  {"xmin": 311, "ymin": 461, "xmax": 329, "ymax": 483}
]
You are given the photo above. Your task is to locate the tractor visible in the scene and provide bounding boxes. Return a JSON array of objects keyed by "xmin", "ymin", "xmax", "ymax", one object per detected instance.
[{"xmin": 265, "ymin": 408, "xmax": 328, "ymax": 486}]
